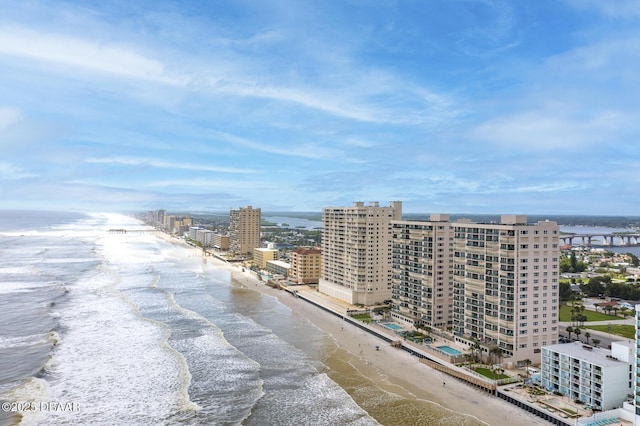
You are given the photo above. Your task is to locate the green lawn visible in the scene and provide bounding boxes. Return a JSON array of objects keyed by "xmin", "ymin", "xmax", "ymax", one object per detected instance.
[
  {"xmin": 583, "ymin": 324, "xmax": 635, "ymax": 340},
  {"xmin": 473, "ymin": 367, "xmax": 510, "ymax": 380},
  {"xmin": 351, "ymin": 313, "xmax": 371, "ymax": 323},
  {"xmin": 559, "ymin": 304, "xmax": 621, "ymax": 322}
]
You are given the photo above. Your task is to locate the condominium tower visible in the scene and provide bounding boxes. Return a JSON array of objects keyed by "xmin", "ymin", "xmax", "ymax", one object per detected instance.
[
  {"xmin": 391, "ymin": 214, "xmax": 453, "ymax": 329},
  {"xmin": 452, "ymin": 215, "xmax": 560, "ymax": 364},
  {"xmin": 229, "ymin": 206, "xmax": 261, "ymax": 255},
  {"xmin": 319, "ymin": 201, "xmax": 402, "ymax": 305},
  {"xmin": 390, "ymin": 214, "xmax": 559, "ymax": 363}
]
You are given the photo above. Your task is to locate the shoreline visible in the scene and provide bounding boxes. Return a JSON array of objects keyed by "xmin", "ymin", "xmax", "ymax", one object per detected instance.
[{"xmin": 192, "ymin": 249, "xmax": 549, "ymax": 426}]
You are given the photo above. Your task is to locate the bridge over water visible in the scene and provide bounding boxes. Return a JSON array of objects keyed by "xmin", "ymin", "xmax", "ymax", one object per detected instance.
[{"xmin": 559, "ymin": 232, "xmax": 640, "ymax": 247}]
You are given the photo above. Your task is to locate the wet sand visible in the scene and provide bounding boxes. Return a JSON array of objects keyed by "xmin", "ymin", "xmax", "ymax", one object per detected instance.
[
  {"xmin": 221, "ymin": 260, "xmax": 550, "ymax": 426},
  {"xmin": 157, "ymin": 231, "xmax": 551, "ymax": 426}
]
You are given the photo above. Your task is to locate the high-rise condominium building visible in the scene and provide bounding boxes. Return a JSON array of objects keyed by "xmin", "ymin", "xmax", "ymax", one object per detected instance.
[
  {"xmin": 229, "ymin": 206, "xmax": 261, "ymax": 255},
  {"xmin": 319, "ymin": 201, "xmax": 402, "ymax": 305},
  {"xmin": 452, "ymin": 215, "xmax": 560, "ymax": 364},
  {"xmin": 391, "ymin": 214, "xmax": 453, "ymax": 329}
]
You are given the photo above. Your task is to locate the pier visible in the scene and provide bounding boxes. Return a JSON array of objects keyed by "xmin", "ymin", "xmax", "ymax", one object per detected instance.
[{"xmin": 107, "ymin": 229, "xmax": 158, "ymax": 234}]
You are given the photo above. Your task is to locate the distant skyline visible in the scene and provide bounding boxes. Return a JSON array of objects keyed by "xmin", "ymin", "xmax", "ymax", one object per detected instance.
[{"xmin": 1, "ymin": 1, "xmax": 639, "ymax": 215}]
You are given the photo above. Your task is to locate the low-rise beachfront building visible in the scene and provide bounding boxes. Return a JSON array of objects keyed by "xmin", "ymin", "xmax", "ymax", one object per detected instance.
[
  {"xmin": 211, "ymin": 234, "xmax": 230, "ymax": 251},
  {"xmin": 541, "ymin": 341, "xmax": 633, "ymax": 411},
  {"xmin": 189, "ymin": 226, "xmax": 205, "ymax": 240},
  {"xmin": 266, "ymin": 260, "xmax": 290, "ymax": 278},
  {"xmin": 289, "ymin": 248, "xmax": 322, "ymax": 285},
  {"xmin": 162, "ymin": 215, "xmax": 192, "ymax": 235},
  {"xmin": 196, "ymin": 229, "xmax": 214, "ymax": 246},
  {"xmin": 254, "ymin": 248, "xmax": 279, "ymax": 269},
  {"xmin": 390, "ymin": 214, "xmax": 453, "ymax": 329}
]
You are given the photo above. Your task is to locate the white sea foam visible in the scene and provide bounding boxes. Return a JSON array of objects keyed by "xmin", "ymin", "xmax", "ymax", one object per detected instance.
[
  {"xmin": 44, "ymin": 290, "xmax": 185, "ymax": 424},
  {"xmin": 38, "ymin": 239, "xmax": 193, "ymax": 425},
  {"xmin": 4, "ymin": 377, "xmax": 52, "ymax": 426},
  {"xmin": 0, "ymin": 333, "xmax": 54, "ymax": 348}
]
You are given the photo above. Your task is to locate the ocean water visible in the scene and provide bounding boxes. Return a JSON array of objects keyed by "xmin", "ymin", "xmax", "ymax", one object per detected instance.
[
  {"xmin": 0, "ymin": 211, "xmax": 377, "ymax": 426},
  {"xmin": 0, "ymin": 211, "xmax": 486, "ymax": 426}
]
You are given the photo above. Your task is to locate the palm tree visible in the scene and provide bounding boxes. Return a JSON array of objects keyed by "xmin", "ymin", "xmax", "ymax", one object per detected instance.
[
  {"xmin": 571, "ymin": 303, "xmax": 581, "ymax": 326},
  {"xmin": 594, "ymin": 303, "xmax": 600, "ymax": 313},
  {"xmin": 592, "ymin": 338, "xmax": 601, "ymax": 348},
  {"xmin": 620, "ymin": 307, "xmax": 629, "ymax": 318},
  {"xmin": 613, "ymin": 307, "xmax": 619, "ymax": 317},
  {"xmin": 566, "ymin": 326, "xmax": 574, "ymax": 341},
  {"xmin": 471, "ymin": 340, "xmax": 483, "ymax": 364},
  {"xmin": 584, "ymin": 332, "xmax": 591, "ymax": 345},
  {"xmin": 574, "ymin": 327, "xmax": 582, "ymax": 342},
  {"xmin": 523, "ymin": 359, "xmax": 532, "ymax": 378},
  {"xmin": 489, "ymin": 346, "xmax": 504, "ymax": 366},
  {"xmin": 604, "ymin": 305, "xmax": 613, "ymax": 316},
  {"xmin": 579, "ymin": 314, "xmax": 587, "ymax": 327}
]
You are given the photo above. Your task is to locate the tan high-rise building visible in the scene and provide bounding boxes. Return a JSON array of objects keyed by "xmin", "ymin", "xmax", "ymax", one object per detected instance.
[
  {"xmin": 391, "ymin": 214, "xmax": 453, "ymax": 329},
  {"xmin": 390, "ymin": 214, "xmax": 560, "ymax": 364},
  {"xmin": 319, "ymin": 201, "xmax": 402, "ymax": 305},
  {"xmin": 452, "ymin": 215, "xmax": 560, "ymax": 364},
  {"xmin": 229, "ymin": 206, "xmax": 261, "ymax": 255},
  {"xmin": 290, "ymin": 248, "xmax": 322, "ymax": 285}
]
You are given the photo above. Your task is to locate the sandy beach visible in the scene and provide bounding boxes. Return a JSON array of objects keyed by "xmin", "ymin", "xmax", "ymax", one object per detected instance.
[{"xmin": 203, "ymin": 254, "xmax": 550, "ymax": 426}]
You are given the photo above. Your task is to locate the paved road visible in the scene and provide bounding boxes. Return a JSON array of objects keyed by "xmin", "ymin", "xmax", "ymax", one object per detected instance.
[{"xmin": 559, "ymin": 316, "xmax": 635, "ymax": 348}]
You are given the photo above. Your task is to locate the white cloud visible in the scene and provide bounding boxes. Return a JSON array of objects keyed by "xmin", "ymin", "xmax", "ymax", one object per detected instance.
[
  {"xmin": 565, "ymin": 0, "xmax": 640, "ymax": 19},
  {"xmin": 0, "ymin": 107, "xmax": 21, "ymax": 132},
  {"xmin": 471, "ymin": 109, "xmax": 636, "ymax": 150},
  {"xmin": 0, "ymin": 27, "xmax": 185, "ymax": 85},
  {"xmin": 142, "ymin": 178, "xmax": 267, "ymax": 190},
  {"xmin": 511, "ymin": 182, "xmax": 586, "ymax": 193},
  {"xmin": 0, "ymin": 162, "xmax": 35, "ymax": 180},
  {"xmin": 85, "ymin": 157, "xmax": 256, "ymax": 174},
  {"xmin": 208, "ymin": 131, "xmax": 342, "ymax": 159},
  {"xmin": 0, "ymin": 20, "xmax": 457, "ymax": 125}
]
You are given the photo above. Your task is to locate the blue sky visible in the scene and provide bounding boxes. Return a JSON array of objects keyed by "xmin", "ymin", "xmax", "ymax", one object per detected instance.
[{"xmin": 1, "ymin": 0, "xmax": 639, "ymax": 215}]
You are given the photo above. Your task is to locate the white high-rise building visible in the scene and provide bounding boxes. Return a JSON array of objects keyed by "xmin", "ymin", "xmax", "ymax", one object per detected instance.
[{"xmin": 319, "ymin": 201, "xmax": 402, "ymax": 305}]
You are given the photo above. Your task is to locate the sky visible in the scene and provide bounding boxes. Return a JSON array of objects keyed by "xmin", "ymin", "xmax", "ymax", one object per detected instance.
[{"xmin": 1, "ymin": 0, "xmax": 639, "ymax": 215}]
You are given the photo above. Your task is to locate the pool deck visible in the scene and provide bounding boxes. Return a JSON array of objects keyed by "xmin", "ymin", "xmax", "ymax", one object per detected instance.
[{"xmin": 435, "ymin": 345, "xmax": 463, "ymax": 356}]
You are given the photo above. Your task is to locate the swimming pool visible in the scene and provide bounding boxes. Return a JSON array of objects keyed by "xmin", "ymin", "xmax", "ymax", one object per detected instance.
[
  {"xmin": 436, "ymin": 345, "xmax": 462, "ymax": 355},
  {"xmin": 382, "ymin": 323, "xmax": 403, "ymax": 331}
]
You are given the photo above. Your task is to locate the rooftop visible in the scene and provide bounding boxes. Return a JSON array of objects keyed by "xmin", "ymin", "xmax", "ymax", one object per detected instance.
[{"xmin": 544, "ymin": 341, "xmax": 628, "ymax": 367}]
